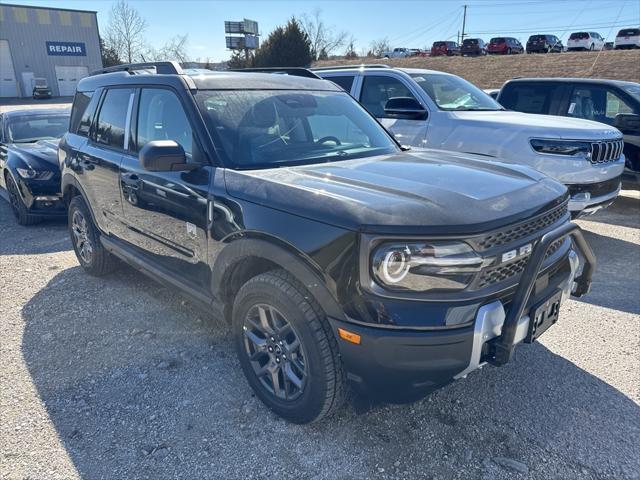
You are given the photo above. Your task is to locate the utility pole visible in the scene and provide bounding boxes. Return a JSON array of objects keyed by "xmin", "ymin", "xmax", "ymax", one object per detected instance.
[{"xmin": 461, "ymin": 5, "xmax": 468, "ymax": 43}]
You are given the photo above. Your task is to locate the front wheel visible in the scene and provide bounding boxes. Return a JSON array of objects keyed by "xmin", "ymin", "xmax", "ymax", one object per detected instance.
[
  {"xmin": 589, "ymin": 43, "xmax": 595, "ymax": 51},
  {"xmin": 507, "ymin": 48, "xmax": 512, "ymax": 54},
  {"xmin": 233, "ymin": 269, "xmax": 346, "ymax": 424},
  {"xmin": 5, "ymin": 174, "xmax": 38, "ymax": 225},
  {"xmin": 68, "ymin": 196, "xmax": 117, "ymax": 276}
]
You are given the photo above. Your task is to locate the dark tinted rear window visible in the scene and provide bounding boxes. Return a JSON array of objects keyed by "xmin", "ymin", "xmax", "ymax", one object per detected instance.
[
  {"xmin": 570, "ymin": 32, "xmax": 589, "ymax": 39},
  {"xmin": 69, "ymin": 91, "xmax": 93, "ymax": 134},
  {"xmin": 529, "ymin": 35, "xmax": 546, "ymax": 41},
  {"xmin": 433, "ymin": 42, "xmax": 446, "ymax": 47},
  {"xmin": 499, "ymin": 82, "xmax": 563, "ymax": 114},
  {"xmin": 95, "ymin": 88, "xmax": 134, "ymax": 149},
  {"xmin": 325, "ymin": 75, "xmax": 355, "ymax": 93},
  {"xmin": 618, "ymin": 28, "xmax": 640, "ymax": 36},
  {"xmin": 490, "ymin": 38, "xmax": 505, "ymax": 43},
  {"xmin": 463, "ymin": 39, "xmax": 478, "ymax": 45}
]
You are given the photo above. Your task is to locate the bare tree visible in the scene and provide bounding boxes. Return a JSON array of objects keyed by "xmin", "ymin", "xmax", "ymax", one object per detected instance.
[
  {"xmin": 105, "ymin": 0, "xmax": 147, "ymax": 63},
  {"xmin": 368, "ymin": 37, "xmax": 391, "ymax": 58},
  {"xmin": 143, "ymin": 35, "xmax": 190, "ymax": 63},
  {"xmin": 344, "ymin": 35, "xmax": 358, "ymax": 59},
  {"xmin": 300, "ymin": 9, "xmax": 348, "ymax": 60}
]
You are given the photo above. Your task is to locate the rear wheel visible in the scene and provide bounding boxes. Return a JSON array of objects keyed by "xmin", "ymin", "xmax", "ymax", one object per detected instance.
[
  {"xmin": 68, "ymin": 196, "xmax": 117, "ymax": 276},
  {"xmin": 507, "ymin": 47, "xmax": 512, "ymax": 54},
  {"xmin": 5, "ymin": 175, "xmax": 38, "ymax": 225},
  {"xmin": 233, "ymin": 269, "xmax": 346, "ymax": 424}
]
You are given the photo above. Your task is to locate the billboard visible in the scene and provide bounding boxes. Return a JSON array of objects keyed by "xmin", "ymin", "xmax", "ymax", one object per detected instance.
[
  {"xmin": 243, "ymin": 19, "xmax": 258, "ymax": 35},
  {"xmin": 225, "ymin": 19, "xmax": 259, "ymax": 50}
]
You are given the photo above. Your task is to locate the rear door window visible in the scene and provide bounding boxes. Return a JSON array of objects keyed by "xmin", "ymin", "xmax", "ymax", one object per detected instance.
[
  {"xmin": 359, "ymin": 76, "xmax": 418, "ymax": 117},
  {"xmin": 95, "ymin": 88, "xmax": 135, "ymax": 149},
  {"xmin": 568, "ymin": 85, "xmax": 637, "ymax": 125},
  {"xmin": 324, "ymin": 75, "xmax": 355, "ymax": 93}
]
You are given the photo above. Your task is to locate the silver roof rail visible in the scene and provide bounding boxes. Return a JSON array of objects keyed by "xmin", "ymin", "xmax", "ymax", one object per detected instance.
[
  {"xmin": 90, "ymin": 61, "xmax": 184, "ymax": 76},
  {"xmin": 311, "ymin": 64, "xmax": 392, "ymax": 71}
]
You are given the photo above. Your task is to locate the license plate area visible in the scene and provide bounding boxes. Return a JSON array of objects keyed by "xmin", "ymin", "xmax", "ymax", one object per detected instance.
[{"xmin": 525, "ymin": 290, "xmax": 562, "ymax": 343}]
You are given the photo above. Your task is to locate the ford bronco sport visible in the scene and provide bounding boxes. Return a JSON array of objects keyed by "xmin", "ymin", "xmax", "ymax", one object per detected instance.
[{"xmin": 60, "ymin": 62, "xmax": 595, "ymax": 424}]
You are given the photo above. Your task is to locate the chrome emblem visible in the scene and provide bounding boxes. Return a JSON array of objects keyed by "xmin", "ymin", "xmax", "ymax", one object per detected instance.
[{"xmin": 501, "ymin": 243, "xmax": 532, "ymax": 263}]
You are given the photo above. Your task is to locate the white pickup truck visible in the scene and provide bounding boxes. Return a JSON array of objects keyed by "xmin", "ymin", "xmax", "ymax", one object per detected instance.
[
  {"xmin": 315, "ymin": 65, "xmax": 625, "ymax": 216},
  {"xmin": 381, "ymin": 48, "xmax": 417, "ymax": 58}
]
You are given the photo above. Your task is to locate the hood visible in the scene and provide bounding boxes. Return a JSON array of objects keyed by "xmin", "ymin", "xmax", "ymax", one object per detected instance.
[
  {"xmin": 9, "ymin": 140, "xmax": 60, "ymax": 170},
  {"xmin": 448, "ymin": 110, "xmax": 622, "ymax": 140},
  {"xmin": 224, "ymin": 149, "xmax": 567, "ymax": 234}
]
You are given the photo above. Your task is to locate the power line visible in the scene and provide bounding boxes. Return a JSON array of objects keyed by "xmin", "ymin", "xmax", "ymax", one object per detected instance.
[{"xmin": 466, "ymin": 20, "xmax": 635, "ymax": 35}]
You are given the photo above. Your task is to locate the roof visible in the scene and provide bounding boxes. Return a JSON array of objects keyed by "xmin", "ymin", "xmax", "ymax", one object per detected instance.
[
  {"xmin": 505, "ymin": 77, "xmax": 638, "ymax": 87},
  {"xmin": 3, "ymin": 108, "xmax": 70, "ymax": 119},
  {"xmin": 313, "ymin": 65, "xmax": 454, "ymax": 76},
  {"xmin": 0, "ymin": 3, "xmax": 97, "ymax": 14},
  {"xmin": 78, "ymin": 70, "xmax": 341, "ymax": 92}
]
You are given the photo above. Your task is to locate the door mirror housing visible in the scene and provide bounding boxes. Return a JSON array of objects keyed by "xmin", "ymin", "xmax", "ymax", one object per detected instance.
[
  {"xmin": 139, "ymin": 140, "xmax": 195, "ymax": 172},
  {"xmin": 384, "ymin": 97, "xmax": 428, "ymax": 120},
  {"xmin": 613, "ymin": 113, "xmax": 640, "ymax": 132}
]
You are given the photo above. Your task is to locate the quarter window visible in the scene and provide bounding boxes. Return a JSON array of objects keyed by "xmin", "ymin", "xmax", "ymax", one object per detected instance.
[
  {"xmin": 70, "ymin": 91, "xmax": 93, "ymax": 134},
  {"xmin": 95, "ymin": 88, "xmax": 134, "ymax": 149},
  {"xmin": 360, "ymin": 76, "xmax": 417, "ymax": 117},
  {"xmin": 324, "ymin": 75, "xmax": 355, "ymax": 93}
]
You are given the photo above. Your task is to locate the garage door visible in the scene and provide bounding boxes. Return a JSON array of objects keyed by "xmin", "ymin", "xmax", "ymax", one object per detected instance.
[
  {"xmin": 55, "ymin": 65, "xmax": 89, "ymax": 97},
  {"xmin": 0, "ymin": 40, "xmax": 18, "ymax": 97}
]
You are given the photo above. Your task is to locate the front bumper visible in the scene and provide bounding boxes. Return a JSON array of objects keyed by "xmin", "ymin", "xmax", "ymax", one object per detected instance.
[
  {"xmin": 330, "ymin": 223, "xmax": 595, "ymax": 400},
  {"xmin": 567, "ymin": 176, "xmax": 622, "ymax": 214}
]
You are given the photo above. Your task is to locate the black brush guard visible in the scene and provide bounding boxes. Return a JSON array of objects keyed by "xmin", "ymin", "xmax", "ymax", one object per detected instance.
[{"xmin": 490, "ymin": 222, "xmax": 596, "ymax": 366}]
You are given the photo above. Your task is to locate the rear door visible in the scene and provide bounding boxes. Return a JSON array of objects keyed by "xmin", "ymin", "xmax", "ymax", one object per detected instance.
[
  {"xmin": 356, "ymin": 73, "xmax": 428, "ymax": 147},
  {"xmin": 78, "ymin": 87, "xmax": 134, "ymax": 234},
  {"xmin": 119, "ymin": 86, "xmax": 212, "ymax": 289}
]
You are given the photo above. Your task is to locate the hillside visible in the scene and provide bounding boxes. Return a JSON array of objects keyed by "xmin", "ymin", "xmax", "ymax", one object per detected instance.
[{"xmin": 314, "ymin": 50, "xmax": 640, "ymax": 89}]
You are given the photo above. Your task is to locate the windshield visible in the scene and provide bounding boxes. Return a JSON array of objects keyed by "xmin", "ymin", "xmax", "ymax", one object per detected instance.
[
  {"xmin": 410, "ymin": 73, "xmax": 502, "ymax": 111},
  {"xmin": 7, "ymin": 114, "xmax": 69, "ymax": 143},
  {"xmin": 196, "ymin": 90, "xmax": 399, "ymax": 169}
]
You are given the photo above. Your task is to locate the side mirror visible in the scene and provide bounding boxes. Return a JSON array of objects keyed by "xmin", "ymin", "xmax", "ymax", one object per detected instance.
[
  {"xmin": 384, "ymin": 97, "xmax": 428, "ymax": 120},
  {"xmin": 139, "ymin": 140, "xmax": 194, "ymax": 172},
  {"xmin": 613, "ymin": 113, "xmax": 640, "ymax": 132}
]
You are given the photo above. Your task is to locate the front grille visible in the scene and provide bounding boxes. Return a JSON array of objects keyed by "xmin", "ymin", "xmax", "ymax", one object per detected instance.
[
  {"xmin": 477, "ymin": 238, "xmax": 565, "ymax": 288},
  {"xmin": 590, "ymin": 139, "xmax": 624, "ymax": 164},
  {"xmin": 474, "ymin": 202, "xmax": 568, "ymax": 251},
  {"xmin": 568, "ymin": 176, "xmax": 621, "ymax": 198}
]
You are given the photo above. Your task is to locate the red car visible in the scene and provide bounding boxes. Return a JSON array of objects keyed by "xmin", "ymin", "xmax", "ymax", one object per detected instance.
[
  {"xmin": 431, "ymin": 41, "xmax": 461, "ymax": 56},
  {"xmin": 487, "ymin": 37, "xmax": 524, "ymax": 54}
]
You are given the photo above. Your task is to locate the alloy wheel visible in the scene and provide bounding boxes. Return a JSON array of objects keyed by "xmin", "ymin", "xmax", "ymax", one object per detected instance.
[
  {"xmin": 243, "ymin": 304, "xmax": 307, "ymax": 401},
  {"xmin": 6, "ymin": 178, "xmax": 21, "ymax": 218},
  {"xmin": 71, "ymin": 209, "xmax": 93, "ymax": 264}
]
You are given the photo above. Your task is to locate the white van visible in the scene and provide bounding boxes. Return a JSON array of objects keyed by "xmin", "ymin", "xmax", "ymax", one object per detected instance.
[{"xmin": 316, "ymin": 66, "xmax": 625, "ymax": 215}]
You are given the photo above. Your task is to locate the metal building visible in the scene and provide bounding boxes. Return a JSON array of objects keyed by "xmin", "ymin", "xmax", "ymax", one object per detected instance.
[{"xmin": 0, "ymin": 3, "xmax": 102, "ymax": 98}]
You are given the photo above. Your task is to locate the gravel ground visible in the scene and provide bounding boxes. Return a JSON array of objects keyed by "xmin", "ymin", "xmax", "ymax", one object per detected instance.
[{"xmin": 0, "ymin": 184, "xmax": 638, "ymax": 480}]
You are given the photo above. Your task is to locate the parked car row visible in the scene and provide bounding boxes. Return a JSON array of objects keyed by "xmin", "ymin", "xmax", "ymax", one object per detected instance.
[{"xmin": 385, "ymin": 28, "xmax": 639, "ymax": 59}]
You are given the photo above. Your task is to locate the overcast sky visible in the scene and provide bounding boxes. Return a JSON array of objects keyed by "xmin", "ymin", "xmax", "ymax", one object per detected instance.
[{"xmin": 11, "ymin": 0, "xmax": 640, "ymax": 61}]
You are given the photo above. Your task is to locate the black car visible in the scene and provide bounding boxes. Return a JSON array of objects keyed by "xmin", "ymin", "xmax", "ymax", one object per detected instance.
[
  {"xmin": 526, "ymin": 34, "xmax": 563, "ymax": 53},
  {"xmin": 0, "ymin": 108, "xmax": 70, "ymax": 224},
  {"xmin": 461, "ymin": 38, "xmax": 487, "ymax": 56},
  {"xmin": 32, "ymin": 78, "xmax": 53, "ymax": 99},
  {"xmin": 497, "ymin": 78, "xmax": 640, "ymax": 179},
  {"xmin": 59, "ymin": 62, "xmax": 595, "ymax": 423}
]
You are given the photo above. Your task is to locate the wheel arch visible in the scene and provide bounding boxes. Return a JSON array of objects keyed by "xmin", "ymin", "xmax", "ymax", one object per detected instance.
[
  {"xmin": 212, "ymin": 234, "xmax": 347, "ymax": 325},
  {"xmin": 62, "ymin": 173, "xmax": 99, "ymax": 225}
]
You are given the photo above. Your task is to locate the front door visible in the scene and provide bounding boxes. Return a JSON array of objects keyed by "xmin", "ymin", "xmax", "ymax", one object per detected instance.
[
  {"xmin": 119, "ymin": 87, "xmax": 211, "ymax": 289},
  {"xmin": 358, "ymin": 74, "xmax": 428, "ymax": 148}
]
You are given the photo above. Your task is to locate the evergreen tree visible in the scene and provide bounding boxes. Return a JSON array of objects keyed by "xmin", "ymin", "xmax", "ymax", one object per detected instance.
[{"xmin": 252, "ymin": 18, "xmax": 312, "ymax": 67}]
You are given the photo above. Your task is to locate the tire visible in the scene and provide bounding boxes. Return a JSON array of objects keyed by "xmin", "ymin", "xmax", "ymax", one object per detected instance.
[
  {"xmin": 507, "ymin": 48, "xmax": 512, "ymax": 55},
  {"xmin": 589, "ymin": 43, "xmax": 595, "ymax": 51},
  {"xmin": 68, "ymin": 195, "xmax": 117, "ymax": 276},
  {"xmin": 233, "ymin": 269, "xmax": 346, "ymax": 424},
  {"xmin": 5, "ymin": 174, "xmax": 39, "ymax": 225}
]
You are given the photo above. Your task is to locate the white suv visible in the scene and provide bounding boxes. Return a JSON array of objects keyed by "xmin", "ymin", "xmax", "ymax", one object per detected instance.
[
  {"xmin": 567, "ymin": 32, "xmax": 605, "ymax": 51},
  {"xmin": 614, "ymin": 28, "xmax": 640, "ymax": 49},
  {"xmin": 316, "ymin": 66, "xmax": 624, "ymax": 215}
]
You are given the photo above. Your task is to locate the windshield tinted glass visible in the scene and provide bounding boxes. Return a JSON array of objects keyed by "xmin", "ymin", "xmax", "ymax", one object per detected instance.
[
  {"xmin": 7, "ymin": 114, "xmax": 69, "ymax": 143},
  {"xmin": 410, "ymin": 74, "xmax": 501, "ymax": 111},
  {"xmin": 196, "ymin": 90, "xmax": 398, "ymax": 169}
]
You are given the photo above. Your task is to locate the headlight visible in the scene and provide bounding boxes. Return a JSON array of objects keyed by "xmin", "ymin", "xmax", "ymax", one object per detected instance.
[
  {"xmin": 16, "ymin": 168, "xmax": 53, "ymax": 180},
  {"xmin": 530, "ymin": 139, "xmax": 591, "ymax": 158},
  {"xmin": 371, "ymin": 241, "xmax": 485, "ymax": 292}
]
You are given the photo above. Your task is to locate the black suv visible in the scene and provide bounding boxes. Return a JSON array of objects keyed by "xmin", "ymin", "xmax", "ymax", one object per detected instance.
[
  {"xmin": 526, "ymin": 34, "xmax": 563, "ymax": 53},
  {"xmin": 498, "ymin": 78, "xmax": 640, "ymax": 178},
  {"xmin": 59, "ymin": 62, "xmax": 595, "ymax": 423}
]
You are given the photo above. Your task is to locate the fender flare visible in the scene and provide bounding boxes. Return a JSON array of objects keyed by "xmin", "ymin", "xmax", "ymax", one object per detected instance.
[{"xmin": 211, "ymin": 235, "xmax": 347, "ymax": 322}]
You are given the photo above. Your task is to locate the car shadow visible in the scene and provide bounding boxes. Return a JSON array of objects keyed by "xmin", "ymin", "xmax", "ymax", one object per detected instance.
[
  {"xmin": 0, "ymin": 194, "xmax": 69, "ymax": 255},
  {"xmin": 574, "ymin": 228, "xmax": 640, "ymax": 315},
  {"xmin": 21, "ymin": 265, "xmax": 640, "ymax": 479}
]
